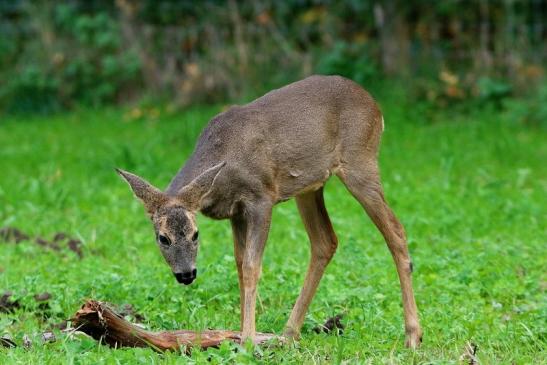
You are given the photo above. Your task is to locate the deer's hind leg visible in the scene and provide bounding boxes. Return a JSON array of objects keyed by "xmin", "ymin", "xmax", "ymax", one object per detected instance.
[
  {"xmin": 284, "ymin": 187, "xmax": 338, "ymax": 339},
  {"xmin": 230, "ymin": 216, "xmax": 247, "ymax": 331},
  {"xmin": 338, "ymin": 160, "xmax": 423, "ymax": 348}
]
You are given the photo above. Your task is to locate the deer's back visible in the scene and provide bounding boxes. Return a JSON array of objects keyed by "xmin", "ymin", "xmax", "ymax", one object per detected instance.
[{"xmin": 171, "ymin": 75, "xmax": 383, "ymax": 217}]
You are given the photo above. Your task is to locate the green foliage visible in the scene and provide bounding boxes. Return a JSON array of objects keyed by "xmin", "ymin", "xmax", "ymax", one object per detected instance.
[
  {"xmin": 0, "ymin": 2, "xmax": 141, "ymax": 113},
  {"xmin": 0, "ymin": 65, "xmax": 61, "ymax": 114},
  {"xmin": 53, "ymin": 4, "xmax": 141, "ymax": 106},
  {"xmin": 476, "ymin": 77, "xmax": 513, "ymax": 107},
  {"xmin": 410, "ymin": 71, "xmax": 521, "ymax": 115},
  {"xmin": 1, "ymin": 0, "xmax": 545, "ymax": 114},
  {"xmin": 505, "ymin": 84, "xmax": 547, "ymax": 129},
  {"xmin": 0, "ymin": 104, "xmax": 545, "ymax": 363},
  {"xmin": 316, "ymin": 42, "xmax": 379, "ymax": 85}
]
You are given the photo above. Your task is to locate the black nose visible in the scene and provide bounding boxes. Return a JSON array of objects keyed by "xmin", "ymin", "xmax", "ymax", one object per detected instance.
[{"xmin": 174, "ymin": 269, "xmax": 197, "ymax": 285}]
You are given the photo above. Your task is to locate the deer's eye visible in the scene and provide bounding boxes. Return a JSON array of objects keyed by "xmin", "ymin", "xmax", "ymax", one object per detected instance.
[
  {"xmin": 158, "ymin": 234, "xmax": 171, "ymax": 246},
  {"xmin": 192, "ymin": 231, "xmax": 199, "ymax": 241}
]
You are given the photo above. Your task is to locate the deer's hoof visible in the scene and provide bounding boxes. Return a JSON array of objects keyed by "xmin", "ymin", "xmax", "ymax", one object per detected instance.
[
  {"xmin": 404, "ymin": 329, "xmax": 423, "ymax": 349},
  {"xmin": 282, "ymin": 328, "xmax": 301, "ymax": 341}
]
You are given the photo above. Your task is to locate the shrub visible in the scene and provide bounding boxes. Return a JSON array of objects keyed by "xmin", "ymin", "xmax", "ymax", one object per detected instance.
[
  {"xmin": 316, "ymin": 42, "xmax": 379, "ymax": 86},
  {"xmin": 0, "ymin": 3, "xmax": 141, "ymax": 113},
  {"xmin": 505, "ymin": 84, "xmax": 547, "ymax": 129}
]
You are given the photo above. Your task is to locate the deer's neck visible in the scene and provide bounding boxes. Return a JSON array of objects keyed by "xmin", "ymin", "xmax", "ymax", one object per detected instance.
[
  {"xmin": 165, "ymin": 148, "xmax": 224, "ymax": 197},
  {"xmin": 165, "ymin": 114, "xmax": 231, "ymax": 196},
  {"xmin": 165, "ymin": 158, "xmax": 199, "ymax": 196}
]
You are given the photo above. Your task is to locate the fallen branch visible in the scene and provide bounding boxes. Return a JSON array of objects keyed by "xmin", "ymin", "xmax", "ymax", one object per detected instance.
[{"xmin": 71, "ymin": 300, "xmax": 279, "ymax": 352}]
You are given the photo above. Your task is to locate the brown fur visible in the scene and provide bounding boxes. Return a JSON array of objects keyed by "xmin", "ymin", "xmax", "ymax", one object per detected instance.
[{"xmin": 117, "ymin": 75, "xmax": 422, "ymax": 348}]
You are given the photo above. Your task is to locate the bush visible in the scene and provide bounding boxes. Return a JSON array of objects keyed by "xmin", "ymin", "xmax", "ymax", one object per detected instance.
[
  {"xmin": 411, "ymin": 70, "xmax": 517, "ymax": 113},
  {"xmin": 505, "ymin": 85, "xmax": 547, "ymax": 129},
  {"xmin": 476, "ymin": 77, "xmax": 512, "ymax": 108},
  {"xmin": 0, "ymin": 66, "xmax": 61, "ymax": 114},
  {"xmin": 0, "ymin": 3, "xmax": 141, "ymax": 113},
  {"xmin": 0, "ymin": 1, "xmax": 545, "ymax": 115},
  {"xmin": 316, "ymin": 42, "xmax": 379, "ymax": 86}
]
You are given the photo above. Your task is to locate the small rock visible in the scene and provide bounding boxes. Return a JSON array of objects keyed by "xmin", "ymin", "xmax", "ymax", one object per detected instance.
[
  {"xmin": 1, "ymin": 335, "xmax": 16, "ymax": 348},
  {"xmin": 34, "ymin": 292, "xmax": 52, "ymax": 302},
  {"xmin": 492, "ymin": 300, "xmax": 502, "ymax": 309},
  {"xmin": 42, "ymin": 331, "xmax": 56, "ymax": 343},
  {"xmin": 22, "ymin": 334, "xmax": 32, "ymax": 349}
]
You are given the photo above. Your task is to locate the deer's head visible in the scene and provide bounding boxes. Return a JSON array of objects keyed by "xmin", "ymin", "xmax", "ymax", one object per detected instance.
[{"xmin": 116, "ymin": 163, "xmax": 225, "ymax": 285}]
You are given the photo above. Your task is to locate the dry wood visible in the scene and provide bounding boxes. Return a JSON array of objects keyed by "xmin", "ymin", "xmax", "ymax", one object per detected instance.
[{"xmin": 71, "ymin": 300, "xmax": 278, "ymax": 352}]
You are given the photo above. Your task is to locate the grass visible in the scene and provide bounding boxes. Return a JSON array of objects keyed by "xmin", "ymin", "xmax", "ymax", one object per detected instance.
[{"xmin": 0, "ymin": 102, "xmax": 545, "ymax": 364}]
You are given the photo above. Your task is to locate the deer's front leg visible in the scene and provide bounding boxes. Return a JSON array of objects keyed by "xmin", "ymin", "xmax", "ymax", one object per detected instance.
[{"xmin": 233, "ymin": 200, "xmax": 272, "ymax": 343}]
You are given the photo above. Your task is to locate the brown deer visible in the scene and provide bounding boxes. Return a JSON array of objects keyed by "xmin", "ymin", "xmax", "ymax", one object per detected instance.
[{"xmin": 116, "ymin": 75, "xmax": 422, "ymax": 348}]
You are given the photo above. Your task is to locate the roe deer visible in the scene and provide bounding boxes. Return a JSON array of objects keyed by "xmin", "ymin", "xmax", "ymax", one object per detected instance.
[{"xmin": 116, "ymin": 75, "xmax": 423, "ymax": 348}]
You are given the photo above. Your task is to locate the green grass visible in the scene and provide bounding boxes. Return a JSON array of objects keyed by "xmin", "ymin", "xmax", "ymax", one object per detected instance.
[{"xmin": 0, "ymin": 103, "xmax": 545, "ymax": 364}]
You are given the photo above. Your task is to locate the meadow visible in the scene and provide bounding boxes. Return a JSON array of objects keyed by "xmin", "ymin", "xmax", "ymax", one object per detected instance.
[{"xmin": 0, "ymin": 102, "xmax": 545, "ymax": 364}]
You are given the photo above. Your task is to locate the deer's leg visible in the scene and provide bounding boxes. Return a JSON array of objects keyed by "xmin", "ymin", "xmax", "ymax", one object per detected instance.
[
  {"xmin": 234, "ymin": 200, "xmax": 272, "ymax": 343},
  {"xmin": 230, "ymin": 216, "xmax": 246, "ymax": 330},
  {"xmin": 339, "ymin": 164, "xmax": 423, "ymax": 348},
  {"xmin": 284, "ymin": 188, "xmax": 338, "ymax": 339}
]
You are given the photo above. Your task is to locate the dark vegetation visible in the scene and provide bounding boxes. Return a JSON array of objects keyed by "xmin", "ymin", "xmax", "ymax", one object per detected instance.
[
  {"xmin": 0, "ymin": 227, "xmax": 83, "ymax": 258},
  {"xmin": 1, "ymin": 0, "xmax": 546, "ymax": 127}
]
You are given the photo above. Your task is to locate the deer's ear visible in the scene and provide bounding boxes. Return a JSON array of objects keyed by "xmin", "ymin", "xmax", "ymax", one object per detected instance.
[
  {"xmin": 116, "ymin": 168, "xmax": 167, "ymax": 214},
  {"xmin": 177, "ymin": 162, "xmax": 226, "ymax": 211}
]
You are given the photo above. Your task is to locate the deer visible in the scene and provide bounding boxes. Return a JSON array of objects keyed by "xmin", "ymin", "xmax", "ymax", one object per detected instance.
[{"xmin": 116, "ymin": 75, "xmax": 423, "ymax": 348}]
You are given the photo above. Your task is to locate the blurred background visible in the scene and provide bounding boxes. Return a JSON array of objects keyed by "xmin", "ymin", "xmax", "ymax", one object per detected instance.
[{"xmin": 1, "ymin": 0, "xmax": 546, "ymax": 121}]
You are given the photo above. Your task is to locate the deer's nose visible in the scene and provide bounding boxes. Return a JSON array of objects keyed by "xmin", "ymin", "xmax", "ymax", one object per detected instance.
[{"xmin": 174, "ymin": 269, "xmax": 197, "ymax": 285}]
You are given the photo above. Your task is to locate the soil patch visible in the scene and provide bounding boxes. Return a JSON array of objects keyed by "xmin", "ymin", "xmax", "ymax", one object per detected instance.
[
  {"xmin": 0, "ymin": 227, "xmax": 83, "ymax": 259},
  {"xmin": 0, "ymin": 291, "xmax": 20, "ymax": 313},
  {"xmin": 313, "ymin": 314, "xmax": 344, "ymax": 334},
  {"xmin": 0, "ymin": 227, "xmax": 29, "ymax": 243}
]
